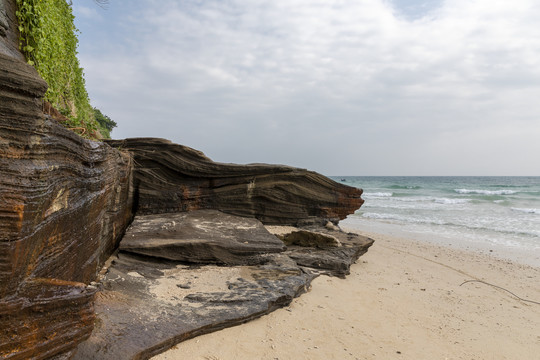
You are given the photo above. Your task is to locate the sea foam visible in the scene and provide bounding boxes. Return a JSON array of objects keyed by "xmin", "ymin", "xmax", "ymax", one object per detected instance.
[
  {"xmin": 434, "ymin": 198, "xmax": 471, "ymax": 204},
  {"xmin": 511, "ymin": 208, "xmax": 540, "ymax": 214},
  {"xmin": 340, "ymin": 176, "xmax": 540, "ymax": 265},
  {"xmin": 363, "ymin": 192, "xmax": 393, "ymax": 197},
  {"xmin": 454, "ymin": 189, "xmax": 517, "ymax": 195}
]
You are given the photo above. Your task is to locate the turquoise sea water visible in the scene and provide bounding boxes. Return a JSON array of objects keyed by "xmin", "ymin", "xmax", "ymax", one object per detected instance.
[{"xmin": 332, "ymin": 176, "xmax": 540, "ymax": 266}]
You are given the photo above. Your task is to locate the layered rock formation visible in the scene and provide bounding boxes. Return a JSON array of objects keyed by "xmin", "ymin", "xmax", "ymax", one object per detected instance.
[
  {"xmin": 282, "ymin": 227, "xmax": 373, "ymax": 278},
  {"xmin": 0, "ymin": 6, "xmax": 134, "ymax": 357},
  {"xmin": 0, "ymin": 1, "xmax": 367, "ymax": 358},
  {"xmin": 106, "ymin": 138, "xmax": 364, "ymax": 225},
  {"xmin": 0, "ymin": 51, "xmax": 134, "ymax": 358},
  {"xmin": 0, "ymin": 0, "xmax": 23, "ymax": 60}
]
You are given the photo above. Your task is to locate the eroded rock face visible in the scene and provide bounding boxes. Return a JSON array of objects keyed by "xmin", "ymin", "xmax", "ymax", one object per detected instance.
[
  {"xmin": 0, "ymin": 49, "xmax": 133, "ymax": 359},
  {"xmin": 120, "ymin": 210, "xmax": 286, "ymax": 265},
  {"xmin": 106, "ymin": 138, "xmax": 364, "ymax": 226}
]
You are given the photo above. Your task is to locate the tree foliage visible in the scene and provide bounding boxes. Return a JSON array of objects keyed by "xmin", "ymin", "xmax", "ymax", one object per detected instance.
[{"xmin": 94, "ymin": 107, "xmax": 117, "ymax": 138}]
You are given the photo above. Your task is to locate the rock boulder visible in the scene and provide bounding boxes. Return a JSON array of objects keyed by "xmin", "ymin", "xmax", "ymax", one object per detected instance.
[{"xmin": 270, "ymin": 227, "xmax": 374, "ymax": 278}]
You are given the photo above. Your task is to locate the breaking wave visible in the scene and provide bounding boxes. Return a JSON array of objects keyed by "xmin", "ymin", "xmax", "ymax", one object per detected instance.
[
  {"xmin": 387, "ymin": 185, "xmax": 421, "ymax": 190},
  {"xmin": 363, "ymin": 192, "xmax": 393, "ymax": 197},
  {"xmin": 511, "ymin": 208, "xmax": 540, "ymax": 214},
  {"xmin": 454, "ymin": 189, "xmax": 517, "ymax": 195}
]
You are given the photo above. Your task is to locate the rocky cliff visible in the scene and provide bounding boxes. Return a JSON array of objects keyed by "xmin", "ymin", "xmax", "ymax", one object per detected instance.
[
  {"xmin": 0, "ymin": 50, "xmax": 134, "ymax": 359},
  {"xmin": 1, "ymin": 4, "xmax": 133, "ymax": 357},
  {"xmin": 0, "ymin": 1, "xmax": 367, "ymax": 358}
]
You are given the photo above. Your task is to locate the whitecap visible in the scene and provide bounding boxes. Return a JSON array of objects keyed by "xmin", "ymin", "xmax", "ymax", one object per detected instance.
[
  {"xmin": 363, "ymin": 192, "xmax": 393, "ymax": 197},
  {"xmin": 361, "ymin": 212, "xmax": 445, "ymax": 225},
  {"xmin": 433, "ymin": 198, "xmax": 471, "ymax": 205},
  {"xmin": 454, "ymin": 189, "xmax": 516, "ymax": 195},
  {"xmin": 393, "ymin": 196, "xmax": 433, "ymax": 202},
  {"xmin": 511, "ymin": 208, "xmax": 540, "ymax": 214}
]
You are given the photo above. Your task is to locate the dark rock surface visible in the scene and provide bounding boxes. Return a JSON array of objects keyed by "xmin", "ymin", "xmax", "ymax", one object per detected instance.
[
  {"xmin": 0, "ymin": 0, "xmax": 24, "ymax": 60},
  {"xmin": 0, "ymin": 278, "xmax": 96, "ymax": 360},
  {"xmin": 272, "ymin": 227, "xmax": 374, "ymax": 278},
  {"xmin": 120, "ymin": 210, "xmax": 286, "ymax": 265},
  {"xmin": 74, "ymin": 214, "xmax": 372, "ymax": 359},
  {"xmin": 1, "ymin": 1, "xmax": 368, "ymax": 357},
  {"xmin": 1, "ymin": 17, "xmax": 134, "ymax": 358},
  {"xmin": 73, "ymin": 252, "xmax": 315, "ymax": 360},
  {"xmin": 106, "ymin": 138, "xmax": 364, "ymax": 225},
  {"xmin": 0, "ymin": 79, "xmax": 134, "ymax": 359},
  {"xmin": 278, "ymin": 230, "xmax": 342, "ymax": 248}
]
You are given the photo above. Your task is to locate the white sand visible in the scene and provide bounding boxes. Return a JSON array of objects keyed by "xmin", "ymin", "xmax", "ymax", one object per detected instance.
[{"xmin": 152, "ymin": 230, "xmax": 540, "ymax": 360}]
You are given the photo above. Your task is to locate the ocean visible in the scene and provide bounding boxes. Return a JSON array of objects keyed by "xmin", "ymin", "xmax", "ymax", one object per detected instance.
[{"xmin": 332, "ymin": 176, "xmax": 540, "ymax": 266}]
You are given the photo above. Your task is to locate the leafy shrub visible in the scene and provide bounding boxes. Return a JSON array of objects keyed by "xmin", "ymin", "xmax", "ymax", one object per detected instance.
[{"xmin": 94, "ymin": 107, "xmax": 117, "ymax": 139}]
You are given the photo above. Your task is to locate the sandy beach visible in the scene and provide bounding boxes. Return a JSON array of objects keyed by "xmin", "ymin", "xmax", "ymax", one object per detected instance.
[{"xmin": 152, "ymin": 229, "xmax": 540, "ymax": 360}]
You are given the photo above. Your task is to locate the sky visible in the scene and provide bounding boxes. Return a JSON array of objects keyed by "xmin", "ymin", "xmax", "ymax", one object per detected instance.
[{"xmin": 72, "ymin": 0, "xmax": 540, "ymax": 176}]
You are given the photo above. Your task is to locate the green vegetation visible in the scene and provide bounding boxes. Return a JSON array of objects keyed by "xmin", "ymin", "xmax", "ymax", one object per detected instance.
[
  {"xmin": 94, "ymin": 107, "xmax": 117, "ymax": 139},
  {"xmin": 15, "ymin": 0, "xmax": 115, "ymax": 139}
]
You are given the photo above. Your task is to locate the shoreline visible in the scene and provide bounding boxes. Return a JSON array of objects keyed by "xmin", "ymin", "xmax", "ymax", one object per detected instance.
[
  {"xmin": 152, "ymin": 228, "xmax": 540, "ymax": 360},
  {"xmin": 341, "ymin": 217, "xmax": 540, "ymax": 268}
]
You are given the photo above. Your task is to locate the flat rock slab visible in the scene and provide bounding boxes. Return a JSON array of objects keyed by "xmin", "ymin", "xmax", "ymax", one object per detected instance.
[
  {"xmin": 73, "ymin": 253, "xmax": 315, "ymax": 360},
  {"xmin": 120, "ymin": 210, "xmax": 286, "ymax": 265}
]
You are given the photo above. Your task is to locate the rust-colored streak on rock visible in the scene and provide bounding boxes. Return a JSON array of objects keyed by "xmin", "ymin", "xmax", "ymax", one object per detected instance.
[
  {"xmin": 1, "ymin": 2, "xmax": 367, "ymax": 356},
  {"xmin": 0, "ymin": 30, "xmax": 133, "ymax": 358},
  {"xmin": 107, "ymin": 138, "xmax": 364, "ymax": 226},
  {"xmin": 0, "ymin": 278, "xmax": 96, "ymax": 360}
]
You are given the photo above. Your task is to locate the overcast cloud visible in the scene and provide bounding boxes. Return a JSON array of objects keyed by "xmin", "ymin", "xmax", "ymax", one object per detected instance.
[{"xmin": 73, "ymin": 0, "xmax": 540, "ymax": 175}]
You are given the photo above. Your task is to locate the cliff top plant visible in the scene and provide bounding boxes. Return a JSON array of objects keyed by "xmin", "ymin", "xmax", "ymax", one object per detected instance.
[{"xmin": 15, "ymin": 0, "xmax": 115, "ymax": 139}]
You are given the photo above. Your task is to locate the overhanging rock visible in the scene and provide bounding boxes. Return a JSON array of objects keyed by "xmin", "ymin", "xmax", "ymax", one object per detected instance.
[{"xmin": 106, "ymin": 138, "xmax": 364, "ymax": 225}]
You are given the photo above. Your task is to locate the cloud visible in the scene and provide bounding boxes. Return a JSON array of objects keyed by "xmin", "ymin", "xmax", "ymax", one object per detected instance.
[
  {"xmin": 75, "ymin": 0, "xmax": 540, "ymax": 175},
  {"xmin": 72, "ymin": 4, "xmax": 102, "ymax": 21}
]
